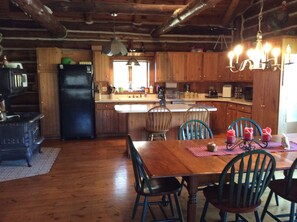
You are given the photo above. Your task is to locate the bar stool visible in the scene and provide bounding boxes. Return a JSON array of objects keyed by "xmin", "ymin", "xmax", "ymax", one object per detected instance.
[
  {"xmin": 184, "ymin": 105, "xmax": 209, "ymax": 123},
  {"xmin": 145, "ymin": 106, "xmax": 172, "ymax": 141}
]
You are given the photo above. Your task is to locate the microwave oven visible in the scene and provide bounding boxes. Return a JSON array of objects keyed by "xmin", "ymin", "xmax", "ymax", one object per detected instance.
[{"xmin": 0, "ymin": 68, "xmax": 28, "ymax": 96}]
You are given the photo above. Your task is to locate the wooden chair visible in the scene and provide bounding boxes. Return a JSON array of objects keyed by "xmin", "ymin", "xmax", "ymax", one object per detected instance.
[
  {"xmin": 145, "ymin": 106, "xmax": 172, "ymax": 141},
  {"xmin": 183, "ymin": 105, "xmax": 210, "ymax": 123},
  {"xmin": 178, "ymin": 120, "xmax": 213, "ymax": 195},
  {"xmin": 178, "ymin": 119, "xmax": 213, "ymax": 140},
  {"xmin": 200, "ymin": 149, "xmax": 276, "ymax": 222},
  {"xmin": 228, "ymin": 117, "xmax": 279, "ymax": 206},
  {"xmin": 127, "ymin": 135, "xmax": 184, "ymax": 222},
  {"xmin": 228, "ymin": 117, "xmax": 262, "ymax": 138},
  {"xmin": 261, "ymin": 158, "xmax": 297, "ymax": 222}
]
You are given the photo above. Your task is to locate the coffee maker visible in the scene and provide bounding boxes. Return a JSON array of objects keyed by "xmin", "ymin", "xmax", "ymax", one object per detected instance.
[{"xmin": 157, "ymin": 86, "xmax": 165, "ymax": 99}]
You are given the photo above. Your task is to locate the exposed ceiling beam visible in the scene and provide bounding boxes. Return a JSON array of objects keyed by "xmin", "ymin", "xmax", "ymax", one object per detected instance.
[
  {"xmin": 151, "ymin": 0, "xmax": 224, "ymax": 38},
  {"xmin": 10, "ymin": 0, "xmax": 67, "ymax": 38},
  {"xmin": 222, "ymin": 0, "xmax": 240, "ymax": 25},
  {"xmin": 41, "ymin": 1, "xmax": 185, "ymax": 15}
]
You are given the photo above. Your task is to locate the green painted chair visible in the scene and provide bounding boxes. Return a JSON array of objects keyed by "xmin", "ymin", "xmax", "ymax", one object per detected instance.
[
  {"xmin": 228, "ymin": 117, "xmax": 262, "ymax": 138},
  {"xmin": 127, "ymin": 135, "xmax": 184, "ymax": 222},
  {"xmin": 178, "ymin": 119, "xmax": 213, "ymax": 140},
  {"xmin": 228, "ymin": 117, "xmax": 279, "ymax": 206},
  {"xmin": 178, "ymin": 120, "xmax": 213, "ymax": 195},
  {"xmin": 201, "ymin": 150, "xmax": 276, "ymax": 222},
  {"xmin": 261, "ymin": 158, "xmax": 297, "ymax": 222}
]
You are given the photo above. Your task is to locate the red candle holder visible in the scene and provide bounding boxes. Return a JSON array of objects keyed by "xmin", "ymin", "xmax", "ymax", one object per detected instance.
[
  {"xmin": 262, "ymin": 134, "xmax": 271, "ymax": 142},
  {"xmin": 244, "ymin": 132, "xmax": 253, "ymax": 141},
  {"xmin": 227, "ymin": 136, "xmax": 236, "ymax": 144}
]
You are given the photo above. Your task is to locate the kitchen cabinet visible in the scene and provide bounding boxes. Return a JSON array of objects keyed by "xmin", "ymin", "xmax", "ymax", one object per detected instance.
[
  {"xmin": 156, "ymin": 52, "xmax": 204, "ymax": 82},
  {"xmin": 96, "ymin": 103, "xmax": 127, "ymax": 136},
  {"xmin": 226, "ymin": 103, "xmax": 252, "ymax": 127},
  {"xmin": 185, "ymin": 52, "xmax": 203, "ymax": 81},
  {"xmin": 237, "ymin": 104, "xmax": 252, "ymax": 119},
  {"xmin": 252, "ymin": 70, "xmax": 280, "ymax": 133},
  {"xmin": 231, "ymin": 68, "xmax": 253, "ymax": 82},
  {"xmin": 202, "ymin": 52, "xmax": 218, "ymax": 81},
  {"xmin": 155, "ymin": 52, "xmax": 187, "ymax": 82},
  {"xmin": 226, "ymin": 103, "xmax": 237, "ymax": 127},
  {"xmin": 155, "ymin": 52, "xmax": 171, "ymax": 82},
  {"xmin": 197, "ymin": 101, "xmax": 227, "ymax": 134},
  {"xmin": 37, "ymin": 47, "xmax": 61, "ymax": 138},
  {"xmin": 217, "ymin": 52, "xmax": 230, "ymax": 81},
  {"xmin": 92, "ymin": 46, "xmax": 110, "ymax": 82}
]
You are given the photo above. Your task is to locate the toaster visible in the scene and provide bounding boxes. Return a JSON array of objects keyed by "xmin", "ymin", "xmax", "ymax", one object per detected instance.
[{"xmin": 222, "ymin": 85, "xmax": 232, "ymax": 98}]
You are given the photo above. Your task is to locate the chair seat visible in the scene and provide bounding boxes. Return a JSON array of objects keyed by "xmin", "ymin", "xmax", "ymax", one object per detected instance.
[
  {"xmin": 268, "ymin": 179, "xmax": 297, "ymax": 203},
  {"xmin": 203, "ymin": 184, "xmax": 262, "ymax": 214},
  {"xmin": 136, "ymin": 177, "xmax": 181, "ymax": 196}
]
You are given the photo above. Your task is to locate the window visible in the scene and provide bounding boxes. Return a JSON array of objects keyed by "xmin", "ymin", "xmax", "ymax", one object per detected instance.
[{"xmin": 113, "ymin": 60, "xmax": 149, "ymax": 91}]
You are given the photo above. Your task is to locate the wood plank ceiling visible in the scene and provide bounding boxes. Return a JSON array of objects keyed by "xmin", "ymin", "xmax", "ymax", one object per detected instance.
[{"xmin": 0, "ymin": 0, "xmax": 252, "ymax": 52}]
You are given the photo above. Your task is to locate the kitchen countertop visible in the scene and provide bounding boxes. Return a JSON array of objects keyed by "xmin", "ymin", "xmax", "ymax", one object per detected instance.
[
  {"xmin": 114, "ymin": 104, "xmax": 217, "ymax": 113},
  {"xmin": 95, "ymin": 96, "xmax": 253, "ymax": 106}
]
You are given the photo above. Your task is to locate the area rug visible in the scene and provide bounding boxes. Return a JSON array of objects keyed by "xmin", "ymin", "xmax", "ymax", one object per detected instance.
[{"xmin": 0, "ymin": 147, "xmax": 61, "ymax": 182}]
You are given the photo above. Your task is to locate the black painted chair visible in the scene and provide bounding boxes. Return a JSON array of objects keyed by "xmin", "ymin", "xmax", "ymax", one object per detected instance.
[
  {"xmin": 200, "ymin": 150, "xmax": 276, "ymax": 222},
  {"xmin": 228, "ymin": 117, "xmax": 262, "ymax": 138},
  {"xmin": 178, "ymin": 119, "xmax": 213, "ymax": 140},
  {"xmin": 127, "ymin": 135, "xmax": 184, "ymax": 222},
  {"xmin": 261, "ymin": 158, "xmax": 297, "ymax": 222}
]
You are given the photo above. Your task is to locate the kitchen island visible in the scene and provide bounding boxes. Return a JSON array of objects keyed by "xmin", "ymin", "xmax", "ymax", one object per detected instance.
[{"xmin": 115, "ymin": 103, "xmax": 217, "ymax": 141}]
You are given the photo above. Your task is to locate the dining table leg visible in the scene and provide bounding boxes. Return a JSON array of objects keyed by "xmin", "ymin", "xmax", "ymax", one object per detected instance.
[{"xmin": 184, "ymin": 176, "xmax": 199, "ymax": 222}]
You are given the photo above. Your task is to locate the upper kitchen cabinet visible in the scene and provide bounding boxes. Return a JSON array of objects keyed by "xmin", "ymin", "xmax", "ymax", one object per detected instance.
[
  {"xmin": 37, "ymin": 47, "xmax": 62, "ymax": 138},
  {"xmin": 217, "ymin": 52, "xmax": 230, "ymax": 81},
  {"xmin": 185, "ymin": 52, "xmax": 203, "ymax": 81},
  {"xmin": 155, "ymin": 52, "xmax": 171, "ymax": 82},
  {"xmin": 155, "ymin": 52, "xmax": 185, "ymax": 82},
  {"xmin": 92, "ymin": 45, "xmax": 110, "ymax": 82},
  {"xmin": 202, "ymin": 52, "xmax": 218, "ymax": 81}
]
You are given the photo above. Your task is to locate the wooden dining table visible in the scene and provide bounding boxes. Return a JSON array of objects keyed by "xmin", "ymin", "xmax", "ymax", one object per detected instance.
[{"xmin": 133, "ymin": 134, "xmax": 297, "ymax": 222}]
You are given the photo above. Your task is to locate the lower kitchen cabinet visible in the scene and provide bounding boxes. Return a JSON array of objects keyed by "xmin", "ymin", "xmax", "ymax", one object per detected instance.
[
  {"xmin": 96, "ymin": 103, "xmax": 127, "ymax": 137},
  {"xmin": 198, "ymin": 101, "xmax": 227, "ymax": 134},
  {"xmin": 226, "ymin": 103, "xmax": 252, "ymax": 127}
]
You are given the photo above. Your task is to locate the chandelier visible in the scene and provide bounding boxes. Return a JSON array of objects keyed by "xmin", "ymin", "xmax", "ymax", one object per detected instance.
[{"xmin": 227, "ymin": 0, "xmax": 292, "ymax": 72}]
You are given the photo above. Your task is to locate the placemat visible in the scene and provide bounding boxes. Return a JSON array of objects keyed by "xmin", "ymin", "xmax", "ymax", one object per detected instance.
[{"xmin": 186, "ymin": 141, "xmax": 297, "ymax": 157}]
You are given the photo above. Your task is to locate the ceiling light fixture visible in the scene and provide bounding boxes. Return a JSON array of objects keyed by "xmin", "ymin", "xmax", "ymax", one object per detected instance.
[
  {"xmin": 126, "ymin": 49, "xmax": 140, "ymax": 66},
  {"xmin": 126, "ymin": 57, "xmax": 140, "ymax": 66},
  {"xmin": 227, "ymin": 0, "xmax": 292, "ymax": 72},
  {"xmin": 102, "ymin": 13, "xmax": 128, "ymax": 56}
]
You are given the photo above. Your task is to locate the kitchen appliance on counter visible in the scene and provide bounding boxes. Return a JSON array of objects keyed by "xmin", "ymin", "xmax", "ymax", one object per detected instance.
[
  {"xmin": 206, "ymin": 86, "xmax": 218, "ymax": 98},
  {"xmin": 234, "ymin": 86, "xmax": 243, "ymax": 99},
  {"xmin": 165, "ymin": 82, "xmax": 180, "ymax": 99},
  {"xmin": 222, "ymin": 85, "xmax": 232, "ymax": 98},
  {"xmin": 0, "ymin": 68, "xmax": 28, "ymax": 115},
  {"xmin": 244, "ymin": 87, "xmax": 253, "ymax": 101},
  {"xmin": 157, "ymin": 86, "xmax": 165, "ymax": 99},
  {"xmin": 58, "ymin": 64, "xmax": 95, "ymax": 139}
]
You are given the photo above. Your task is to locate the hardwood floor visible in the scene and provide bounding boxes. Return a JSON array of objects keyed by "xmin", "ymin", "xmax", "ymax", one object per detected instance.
[{"xmin": 0, "ymin": 137, "xmax": 292, "ymax": 222}]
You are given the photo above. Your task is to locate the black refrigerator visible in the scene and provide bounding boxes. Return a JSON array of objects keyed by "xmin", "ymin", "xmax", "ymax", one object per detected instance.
[{"xmin": 58, "ymin": 64, "xmax": 95, "ymax": 139}]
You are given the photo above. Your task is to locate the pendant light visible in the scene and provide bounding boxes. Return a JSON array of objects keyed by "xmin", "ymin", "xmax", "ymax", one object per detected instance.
[
  {"xmin": 126, "ymin": 49, "xmax": 140, "ymax": 66},
  {"xmin": 102, "ymin": 13, "xmax": 128, "ymax": 56}
]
